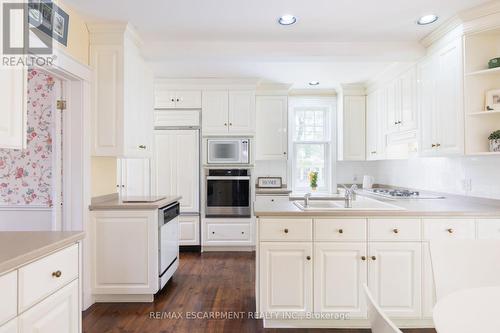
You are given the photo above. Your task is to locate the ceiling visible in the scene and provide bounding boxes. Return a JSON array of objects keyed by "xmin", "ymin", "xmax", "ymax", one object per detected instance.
[{"xmin": 67, "ymin": 0, "xmax": 490, "ymax": 88}]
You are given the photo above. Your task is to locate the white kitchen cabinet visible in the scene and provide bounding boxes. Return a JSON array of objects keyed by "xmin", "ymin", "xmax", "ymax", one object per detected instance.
[
  {"xmin": 398, "ymin": 67, "xmax": 417, "ymax": 132},
  {"xmin": 202, "ymin": 90, "xmax": 255, "ymax": 135},
  {"xmin": 179, "ymin": 215, "xmax": 200, "ymax": 246},
  {"xmin": 259, "ymin": 242, "xmax": 313, "ymax": 315},
  {"xmin": 89, "ymin": 24, "xmax": 153, "ymax": 158},
  {"xmin": 0, "ymin": 319, "xmax": 17, "ymax": 333},
  {"xmin": 314, "ymin": 242, "xmax": 367, "ymax": 318},
  {"xmin": 0, "ymin": 67, "xmax": 27, "ymax": 149},
  {"xmin": 154, "ymin": 90, "xmax": 201, "ymax": 109},
  {"xmin": 154, "ymin": 130, "xmax": 199, "ymax": 213},
  {"xmin": 366, "ymin": 91, "xmax": 385, "ymax": 160},
  {"xmin": 91, "ymin": 210, "xmax": 159, "ymax": 295},
  {"xmin": 368, "ymin": 242, "xmax": 422, "ymax": 318},
  {"xmin": 117, "ymin": 158, "xmax": 151, "ymax": 197},
  {"xmin": 339, "ymin": 95, "xmax": 366, "ymax": 161},
  {"xmin": 385, "ymin": 80, "xmax": 399, "ymax": 133},
  {"xmin": 418, "ymin": 38, "xmax": 464, "ymax": 157},
  {"xmin": 0, "ymin": 271, "xmax": 17, "ymax": 326},
  {"xmin": 256, "ymin": 96, "xmax": 288, "ymax": 160},
  {"xmin": 18, "ymin": 280, "xmax": 79, "ymax": 333}
]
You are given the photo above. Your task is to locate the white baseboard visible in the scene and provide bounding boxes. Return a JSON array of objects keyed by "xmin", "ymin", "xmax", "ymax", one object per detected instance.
[
  {"xmin": 264, "ymin": 318, "xmax": 435, "ymax": 329},
  {"xmin": 202, "ymin": 246, "xmax": 255, "ymax": 252},
  {"xmin": 93, "ymin": 294, "xmax": 154, "ymax": 303}
]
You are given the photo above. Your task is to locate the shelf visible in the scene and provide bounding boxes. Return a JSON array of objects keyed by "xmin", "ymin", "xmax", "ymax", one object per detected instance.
[
  {"xmin": 468, "ymin": 110, "xmax": 500, "ymax": 116},
  {"xmin": 466, "ymin": 67, "xmax": 500, "ymax": 76}
]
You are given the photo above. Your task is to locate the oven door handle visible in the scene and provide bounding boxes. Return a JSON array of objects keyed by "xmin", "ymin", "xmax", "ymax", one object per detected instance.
[{"xmin": 206, "ymin": 176, "xmax": 250, "ymax": 180}]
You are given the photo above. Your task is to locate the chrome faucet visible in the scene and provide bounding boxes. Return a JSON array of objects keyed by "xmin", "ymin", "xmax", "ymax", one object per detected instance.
[
  {"xmin": 342, "ymin": 184, "xmax": 358, "ymax": 208},
  {"xmin": 304, "ymin": 193, "xmax": 311, "ymax": 208}
]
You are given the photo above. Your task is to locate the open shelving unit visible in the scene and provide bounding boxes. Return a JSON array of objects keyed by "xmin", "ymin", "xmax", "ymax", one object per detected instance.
[{"xmin": 464, "ymin": 27, "xmax": 500, "ymax": 155}]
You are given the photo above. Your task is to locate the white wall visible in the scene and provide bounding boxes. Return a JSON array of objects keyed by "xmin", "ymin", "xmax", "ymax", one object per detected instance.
[{"xmin": 0, "ymin": 208, "xmax": 52, "ymax": 231}]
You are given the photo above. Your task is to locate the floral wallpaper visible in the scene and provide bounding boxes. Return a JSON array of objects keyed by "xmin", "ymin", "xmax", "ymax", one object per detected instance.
[{"xmin": 0, "ymin": 69, "xmax": 56, "ymax": 206}]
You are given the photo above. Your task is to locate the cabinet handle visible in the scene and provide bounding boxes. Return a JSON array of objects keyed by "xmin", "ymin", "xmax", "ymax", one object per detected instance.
[
  {"xmin": 431, "ymin": 144, "xmax": 437, "ymax": 148},
  {"xmin": 138, "ymin": 145, "xmax": 147, "ymax": 149},
  {"xmin": 436, "ymin": 143, "xmax": 441, "ymax": 147},
  {"xmin": 271, "ymin": 199, "xmax": 275, "ymax": 202},
  {"xmin": 171, "ymin": 98, "xmax": 175, "ymax": 102},
  {"xmin": 338, "ymin": 229, "xmax": 344, "ymax": 234},
  {"xmin": 361, "ymin": 256, "xmax": 366, "ymax": 261},
  {"xmin": 393, "ymin": 228, "xmax": 399, "ymax": 234},
  {"xmin": 284, "ymin": 228, "xmax": 289, "ymax": 234},
  {"xmin": 241, "ymin": 231, "xmax": 245, "ymax": 234},
  {"xmin": 283, "ymin": 152, "xmax": 287, "ymax": 155},
  {"xmin": 371, "ymin": 256, "xmax": 377, "ymax": 260},
  {"xmin": 446, "ymin": 228, "xmax": 454, "ymax": 234},
  {"xmin": 52, "ymin": 270, "xmax": 62, "ymax": 278},
  {"xmin": 306, "ymin": 256, "xmax": 311, "ymax": 261},
  {"xmin": 394, "ymin": 121, "xmax": 398, "ymax": 125},
  {"xmin": 371, "ymin": 151, "xmax": 377, "ymax": 154},
  {"xmin": 212, "ymin": 231, "xmax": 215, "ymax": 234},
  {"xmin": 229, "ymin": 123, "xmax": 233, "ymax": 126},
  {"xmin": 176, "ymin": 98, "xmax": 180, "ymax": 102},
  {"xmin": 224, "ymin": 123, "xmax": 228, "ymax": 126}
]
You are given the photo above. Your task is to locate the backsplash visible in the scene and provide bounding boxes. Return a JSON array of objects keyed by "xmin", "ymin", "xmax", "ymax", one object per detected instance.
[{"xmin": 0, "ymin": 69, "xmax": 56, "ymax": 206}]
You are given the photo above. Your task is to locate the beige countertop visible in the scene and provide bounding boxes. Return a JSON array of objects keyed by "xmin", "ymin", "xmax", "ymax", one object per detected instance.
[
  {"xmin": 0, "ymin": 231, "xmax": 85, "ymax": 275},
  {"xmin": 89, "ymin": 193, "xmax": 182, "ymax": 211},
  {"xmin": 254, "ymin": 192, "xmax": 500, "ymax": 217}
]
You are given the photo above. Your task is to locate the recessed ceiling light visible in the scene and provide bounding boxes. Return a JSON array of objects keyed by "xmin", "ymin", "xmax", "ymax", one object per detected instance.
[
  {"xmin": 309, "ymin": 81, "xmax": 320, "ymax": 86},
  {"xmin": 279, "ymin": 15, "xmax": 297, "ymax": 26},
  {"xmin": 417, "ymin": 14, "xmax": 438, "ymax": 25}
]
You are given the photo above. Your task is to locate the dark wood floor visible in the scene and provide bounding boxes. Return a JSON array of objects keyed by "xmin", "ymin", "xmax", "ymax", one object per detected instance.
[{"xmin": 83, "ymin": 252, "xmax": 436, "ymax": 333}]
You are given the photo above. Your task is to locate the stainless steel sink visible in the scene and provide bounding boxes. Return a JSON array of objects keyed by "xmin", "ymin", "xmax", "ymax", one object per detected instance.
[{"xmin": 293, "ymin": 196, "xmax": 405, "ymax": 211}]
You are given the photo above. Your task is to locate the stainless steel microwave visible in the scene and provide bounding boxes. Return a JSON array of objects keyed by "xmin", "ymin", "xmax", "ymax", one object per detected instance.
[{"xmin": 207, "ymin": 138, "xmax": 250, "ymax": 164}]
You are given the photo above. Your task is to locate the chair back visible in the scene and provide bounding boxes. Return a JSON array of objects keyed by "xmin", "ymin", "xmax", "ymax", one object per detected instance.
[
  {"xmin": 430, "ymin": 240, "xmax": 500, "ymax": 300},
  {"xmin": 363, "ymin": 284, "xmax": 403, "ymax": 333}
]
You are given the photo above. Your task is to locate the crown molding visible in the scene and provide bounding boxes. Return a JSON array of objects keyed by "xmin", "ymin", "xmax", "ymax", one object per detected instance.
[
  {"xmin": 88, "ymin": 22, "xmax": 143, "ymax": 48},
  {"xmin": 420, "ymin": 16, "xmax": 463, "ymax": 48},
  {"xmin": 154, "ymin": 78, "xmax": 260, "ymax": 90},
  {"xmin": 288, "ymin": 89, "xmax": 337, "ymax": 97}
]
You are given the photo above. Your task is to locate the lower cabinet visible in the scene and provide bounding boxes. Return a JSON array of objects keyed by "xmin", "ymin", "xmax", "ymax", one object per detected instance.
[
  {"xmin": 18, "ymin": 280, "xmax": 79, "ymax": 333},
  {"xmin": 368, "ymin": 242, "xmax": 422, "ymax": 318},
  {"xmin": 259, "ymin": 242, "xmax": 313, "ymax": 315},
  {"xmin": 0, "ymin": 319, "xmax": 17, "ymax": 333},
  {"xmin": 314, "ymin": 242, "xmax": 367, "ymax": 318},
  {"xmin": 179, "ymin": 215, "xmax": 200, "ymax": 246}
]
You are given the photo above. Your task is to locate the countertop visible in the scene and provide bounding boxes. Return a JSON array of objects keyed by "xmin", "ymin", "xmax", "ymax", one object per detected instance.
[
  {"xmin": 89, "ymin": 193, "xmax": 182, "ymax": 211},
  {"xmin": 254, "ymin": 192, "xmax": 500, "ymax": 217},
  {"xmin": 0, "ymin": 231, "xmax": 85, "ymax": 275}
]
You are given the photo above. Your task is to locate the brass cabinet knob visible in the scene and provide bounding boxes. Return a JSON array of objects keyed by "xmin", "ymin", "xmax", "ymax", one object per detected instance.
[
  {"xmin": 361, "ymin": 256, "xmax": 366, "ymax": 261},
  {"xmin": 52, "ymin": 270, "xmax": 62, "ymax": 278},
  {"xmin": 284, "ymin": 228, "xmax": 289, "ymax": 234},
  {"xmin": 447, "ymin": 228, "xmax": 454, "ymax": 234},
  {"xmin": 306, "ymin": 256, "xmax": 311, "ymax": 261},
  {"xmin": 393, "ymin": 228, "xmax": 399, "ymax": 234},
  {"xmin": 371, "ymin": 256, "xmax": 377, "ymax": 261},
  {"xmin": 338, "ymin": 229, "xmax": 344, "ymax": 234}
]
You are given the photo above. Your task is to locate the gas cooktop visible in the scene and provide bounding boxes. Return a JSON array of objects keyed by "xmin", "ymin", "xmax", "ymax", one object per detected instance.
[{"xmin": 366, "ymin": 188, "xmax": 445, "ymax": 199}]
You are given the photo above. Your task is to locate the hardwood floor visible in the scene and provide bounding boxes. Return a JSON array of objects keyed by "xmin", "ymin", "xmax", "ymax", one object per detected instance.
[{"xmin": 83, "ymin": 252, "xmax": 436, "ymax": 333}]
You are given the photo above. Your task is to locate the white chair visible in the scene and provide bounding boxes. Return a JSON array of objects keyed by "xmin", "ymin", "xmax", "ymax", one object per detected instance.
[
  {"xmin": 430, "ymin": 240, "xmax": 500, "ymax": 300},
  {"xmin": 363, "ymin": 284, "xmax": 403, "ymax": 333}
]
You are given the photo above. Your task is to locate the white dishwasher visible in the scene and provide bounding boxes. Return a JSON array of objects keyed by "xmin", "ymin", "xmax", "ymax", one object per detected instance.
[{"xmin": 159, "ymin": 202, "xmax": 180, "ymax": 290}]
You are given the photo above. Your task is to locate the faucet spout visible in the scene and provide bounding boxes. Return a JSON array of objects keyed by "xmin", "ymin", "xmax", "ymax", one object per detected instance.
[{"xmin": 304, "ymin": 193, "xmax": 311, "ymax": 208}]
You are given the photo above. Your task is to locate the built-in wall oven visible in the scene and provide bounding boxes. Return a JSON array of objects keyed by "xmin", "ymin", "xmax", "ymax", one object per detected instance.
[
  {"xmin": 207, "ymin": 138, "xmax": 250, "ymax": 164},
  {"xmin": 159, "ymin": 202, "xmax": 180, "ymax": 290},
  {"xmin": 205, "ymin": 169, "xmax": 251, "ymax": 218}
]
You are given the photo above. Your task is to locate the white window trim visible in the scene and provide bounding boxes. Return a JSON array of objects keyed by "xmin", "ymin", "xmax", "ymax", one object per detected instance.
[{"xmin": 288, "ymin": 96, "xmax": 337, "ymax": 194}]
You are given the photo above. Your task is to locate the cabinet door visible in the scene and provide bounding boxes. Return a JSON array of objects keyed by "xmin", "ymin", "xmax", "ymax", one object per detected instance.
[
  {"xmin": 368, "ymin": 242, "xmax": 422, "ymax": 318},
  {"xmin": 256, "ymin": 96, "xmax": 288, "ymax": 160},
  {"xmin": 422, "ymin": 242, "xmax": 436, "ymax": 318},
  {"xmin": 154, "ymin": 89, "xmax": 176, "ymax": 109},
  {"xmin": 259, "ymin": 242, "xmax": 313, "ymax": 315},
  {"xmin": 366, "ymin": 92, "xmax": 379, "ymax": 160},
  {"xmin": 0, "ymin": 67, "xmax": 27, "ymax": 149},
  {"xmin": 342, "ymin": 95, "xmax": 366, "ymax": 161},
  {"xmin": 418, "ymin": 55, "xmax": 438, "ymax": 156},
  {"xmin": 228, "ymin": 90, "xmax": 256, "ymax": 134},
  {"xmin": 179, "ymin": 215, "xmax": 200, "ymax": 246},
  {"xmin": 399, "ymin": 67, "xmax": 417, "ymax": 132},
  {"xmin": 202, "ymin": 91, "xmax": 229, "ymax": 134},
  {"xmin": 314, "ymin": 242, "xmax": 367, "ymax": 318},
  {"xmin": 385, "ymin": 81, "xmax": 399, "ymax": 133},
  {"xmin": 175, "ymin": 91, "xmax": 202, "ymax": 109},
  {"xmin": 91, "ymin": 210, "xmax": 158, "ymax": 294},
  {"xmin": 118, "ymin": 158, "xmax": 151, "ymax": 197},
  {"xmin": 18, "ymin": 280, "xmax": 79, "ymax": 333},
  {"xmin": 435, "ymin": 39, "xmax": 464, "ymax": 155}
]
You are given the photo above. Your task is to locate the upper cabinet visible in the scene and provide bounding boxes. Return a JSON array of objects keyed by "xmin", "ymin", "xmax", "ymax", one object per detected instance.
[
  {"xmin": 366, "ymin": 91, "xmax": 385, "ymax": 160},
  {"xmin": 417, "ymin": 37, "xmax": 464, "ymax": 157},
  {"xmin": 255, "ymin": 95, "xmax": 288, "ymax": 160},
  {"xmin": 202, "ymin": 90, "xmax": 255, "ymax": 136},
  {"xmin": 154, "ymin": 89, "xmax": 201, "ymax": 109},
  {"xmin": 89, "ymin": 24, "xmax": 153, "ymax": 158},
  {"xmin": 385, "ymin": 67, "xmax": 418, "ymax": 134},
  {"xmin": 338, "ymin": 88, "xmax": 366, "ymax": 161},
  {"xmin": 0, "ymin": 67, "xmax": 27, "ymax": 149}
]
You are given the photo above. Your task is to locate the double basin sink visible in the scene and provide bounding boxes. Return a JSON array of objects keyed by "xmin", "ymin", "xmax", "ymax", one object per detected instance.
[{"xmin": 293, "ymin": 195, "xmax": 405, "ymax": 211}]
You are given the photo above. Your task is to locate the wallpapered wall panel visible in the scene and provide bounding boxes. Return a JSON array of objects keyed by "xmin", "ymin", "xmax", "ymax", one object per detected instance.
[{"xmin": 0, "ymin": 69, "xmax": 56, "ymax": 206}]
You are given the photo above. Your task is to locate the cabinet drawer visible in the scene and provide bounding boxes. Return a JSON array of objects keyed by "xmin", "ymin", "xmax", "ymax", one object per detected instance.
[
  {"xmin": 18, "ymin": 244, "xmax": 79, "ymax": 312},
  {"xmin": 260, "ymin": 219, "xmax": 312, "ymax": 241},
  {"xmin": 476, "ymin": 219, "xmax": 500, "ymax": 239},
  {"xmin": 255, "ymin": 195, "xmax": 290, "ymax": 204},
  {"xmin": 369, "ymin": 219, "xmax": 421, "ymax": 241},
  {"xmin": 207, "ymin": 223, "xmax": 250, "ymax": 241},
  {"xmin": 0, "ymin": 271, "xmax": 17, "ymax": 326},
  {"xmin": 314, "ymin": 218, "xmax": 366, "ymax": 241},
  {"xmin": 423, "ymin": 219, "xmax": 475, "ymax": 240}
]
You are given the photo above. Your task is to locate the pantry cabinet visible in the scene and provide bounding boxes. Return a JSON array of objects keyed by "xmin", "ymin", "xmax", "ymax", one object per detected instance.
[
  {"xmin": 0, "ymin": 67, "xmax": 27, "ymax": 149},
  {"xmin": 89, "ymin": 24, "xmax": 153, "ymax": 158},
  {"xmin": 202, "ymin": 90, "xmax": 255, "ymax": 135},
  {"xmin": 418, "ymin": 38, "xmax": 464, "ymax": 157},
  {"xmin": 255, "ymin": 96, "xmax": 288, "ymax": 160}
]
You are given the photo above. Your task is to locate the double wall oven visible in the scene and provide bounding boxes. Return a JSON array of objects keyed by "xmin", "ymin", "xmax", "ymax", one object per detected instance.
[{"xmin": 205, "ymin": 169, "xmax": 251, "ymax": 218}]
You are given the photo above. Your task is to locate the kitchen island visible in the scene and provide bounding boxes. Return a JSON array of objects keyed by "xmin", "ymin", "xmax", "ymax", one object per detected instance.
[{"xmin": 254, "ymin": 194, "xmax": 500, "ymax": 329}]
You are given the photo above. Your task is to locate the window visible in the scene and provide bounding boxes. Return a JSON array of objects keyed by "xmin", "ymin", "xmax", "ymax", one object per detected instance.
[{"xmin": 289, "ymin": 97, "xmax": 336, "ymax": 193}]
